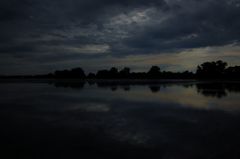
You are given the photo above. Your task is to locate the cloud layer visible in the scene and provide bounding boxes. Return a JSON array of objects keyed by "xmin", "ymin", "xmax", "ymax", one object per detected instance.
[{"xmin": 0, "ymin": 0, "xmax": 240, "ymax": 74}]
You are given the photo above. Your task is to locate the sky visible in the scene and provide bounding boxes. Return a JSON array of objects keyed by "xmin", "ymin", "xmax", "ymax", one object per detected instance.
[{"xmin": 0, "ymin": 0, "xmax": 240, "ymax": 75}]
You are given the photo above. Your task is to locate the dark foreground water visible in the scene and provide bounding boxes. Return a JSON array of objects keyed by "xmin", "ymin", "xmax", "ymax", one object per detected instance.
[{"xmin": 0, "ymin": 80, "xmax": 240, "ymax": 159}]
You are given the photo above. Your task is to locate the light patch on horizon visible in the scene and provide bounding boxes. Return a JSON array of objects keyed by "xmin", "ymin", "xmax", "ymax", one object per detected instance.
[
  {"xmin": 1, "ymin": 43, "xmax": 239, "ymax": 75},
  {"xmin": 114, "ymin": 43, "xmax": 240, "ymax": 72},
  {"xmin": 52, "ymin": 43, "xmax": 240, "ymax": 73}
]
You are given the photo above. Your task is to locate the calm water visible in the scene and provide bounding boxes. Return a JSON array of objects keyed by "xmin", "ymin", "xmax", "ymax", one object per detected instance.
[{"xmin": 0, "ymin": 80, "xmax": 240, "ymax": 159}]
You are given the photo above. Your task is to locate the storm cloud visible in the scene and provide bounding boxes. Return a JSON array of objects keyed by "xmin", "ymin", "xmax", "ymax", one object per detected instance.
[{"xmin": 0, "ymin": 0, "xmax": 240, "ymax": 74}]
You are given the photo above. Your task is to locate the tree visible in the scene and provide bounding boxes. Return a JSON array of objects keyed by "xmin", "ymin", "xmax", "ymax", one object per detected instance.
[
  {"xmin": 109, "ymin": 67, "xmax": 118, "ymax": 78},
  {"xmin": 109, "ymin": 67, "xmax": 118, "ymax": 74},
  {"xmin": 119, "ymin": 67, "xmax": 130, "ymax": 78},
  {"xmin": 196, "ymin": 61, "xmax": 227, "ymax": 79},
  {"xmin": 216, "ymin": 60, "xmax": 228, "ymax": 74},
  {"xmin": 225, "ymin": 66, "xmax": 240, "ymax": 79},
  {"xmin": 70, "ymin": 68, "xmax": 86, "ymax": 78},
  {"xmin": 87, "ymin": 73, "xmax": 96, "ymax": 79},
  {"xmin": 96, "ymin": 70, "xmax": 109, "ymax": 79},
  {"xmin": 148, "ymin": 66, "xmax": 161, "ymax": 78},
  {"xmin": 54, "ymin": 67, "xmax": 85, "ymax": 79}
]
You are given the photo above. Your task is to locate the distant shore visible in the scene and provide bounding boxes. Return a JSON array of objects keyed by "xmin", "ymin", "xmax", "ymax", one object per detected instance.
[
  {"xmin": 1, "ymin": 60, "xmax": 240, "ymax": 81},
  {"xmin": 1, "ymin": 78, "xmax": 240, "ymax": 84}
]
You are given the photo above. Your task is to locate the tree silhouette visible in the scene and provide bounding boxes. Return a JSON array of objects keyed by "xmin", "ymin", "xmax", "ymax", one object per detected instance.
[
  {"xmin": 70, "ymin": 68, "xmax": 86, "ymax": 78},
  {"xmin": 54, "ymin": 67, "xmax": 85, "ymax": 79},
  {"xmin": 148, "ymin": 66, "xmax": 161, "ymax": 79},
  {"xmin": 3, "ymin": 60, "xmax": 240, "ymax": 80},
  {"xmin": 119, "ymin": 67, "xmax": 130, "ymax": 78},
  {"xmin": 87, "ymin": 73, "xmax": 96, "ymax": 79},
  {"xmin": 109, "ymin": 67, "xmax": 118, "ymax": 78},
  {"xmin": 96, "ymin": 70, "xmax": 108, "ymax": 79},
  {"xmin": 196, "ymin": 60, "xmax": 227, "ymax": 79},
  {"xmin": 225, "ymin": 66, "xmax": 240, "ymax": 79}
]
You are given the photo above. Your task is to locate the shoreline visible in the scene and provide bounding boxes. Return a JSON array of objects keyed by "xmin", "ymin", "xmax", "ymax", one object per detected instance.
[{"xmin": 1, "ymin": 78, "xmax": 240, "ymax": 84}]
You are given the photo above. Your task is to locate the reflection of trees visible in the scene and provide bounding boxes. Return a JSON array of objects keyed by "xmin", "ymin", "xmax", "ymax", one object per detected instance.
[
  {"xmin": 223, "ymin": 83, "xmax": 240, "ymax": 93},
  {"xmin": 149, "ymin": 85, "xmax": 161, "ymax": 93},
  {"xmin": 49, "ymin": 81, "xmax": 85, "ymax": 89},
  {"xmin": 121, "ymin": 85, "xmax": 130, "ymax": 91},
  {"xmin": 182, "ymin": 84, "xmax": 194, "ymax": 88},
  {"xmin": 96, "ymin": 82, "xmax": 130, "ymax": 91},
  {"xmin": 48, "ymin": 80, "xmax": 240, "ymax": 98},
  {"xmin": 111, "ymin": 86, "xmax": 118, "ymax": 91},
  {"xmin": 196, "ymin": 82, "xmax": 240, "ymax": 98},
  {"xmin": 196, "ymin": 84, "xmax": 227, "ymax": 98},
  {"xmin": 96, "ymin": 81, "xmax": 163, "ymax": 92}
]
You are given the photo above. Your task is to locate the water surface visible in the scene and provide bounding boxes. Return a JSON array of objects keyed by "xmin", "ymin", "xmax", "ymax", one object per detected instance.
[{"xmin": 0, "ymin": 81, "xmax": 240, "ymax": 159}]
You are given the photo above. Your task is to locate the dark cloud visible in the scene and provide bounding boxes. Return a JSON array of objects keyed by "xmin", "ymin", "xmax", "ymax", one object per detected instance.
[
  {"xmin": 0, "ymin": 0, "xmax": 240, "ymax": 74},
  {"xmin": 118, "ymin": 0, "xmax": 240, "ymax": 54}
]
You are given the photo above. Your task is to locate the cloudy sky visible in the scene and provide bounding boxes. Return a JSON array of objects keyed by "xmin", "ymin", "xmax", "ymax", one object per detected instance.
[{"xmin": 0, "ymin": 0, "xmax": 240, "ymax": 75}]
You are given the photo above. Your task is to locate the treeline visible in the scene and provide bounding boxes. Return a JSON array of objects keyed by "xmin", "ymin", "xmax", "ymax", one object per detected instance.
[
  {"xmin": 196, "ymin": 60, "xmax": 240, "ymax": 79},
  {"xmin": 1, "ymin": 60, "xmax": 240, "ymax": 80},
  {"xmin": 38, "ymin": 66, "xmax": 195, "ymax": 79}
]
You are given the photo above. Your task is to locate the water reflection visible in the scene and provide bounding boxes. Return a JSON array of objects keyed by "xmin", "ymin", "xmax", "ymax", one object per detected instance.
[
  {"xmin": 49, "ymin": 81, "xmax": 85, "ymax": 89},
  {"xmin": 48, "ymin": 80, "xmax": 240, "ymax": 98},
  {"xmin": 196, "ymin": 82, "xmax": 240, "ymax": 98},
  {"xmin": 1, "ymin": 81, "xmax": 240, "ymax": 159},
  {"xmin": 196, "ymin": 83, "xmax": 228, "ymax": 98},
  {"xmin": 149, "ymin": 85, "xmax": 161, "ymax": 93}
]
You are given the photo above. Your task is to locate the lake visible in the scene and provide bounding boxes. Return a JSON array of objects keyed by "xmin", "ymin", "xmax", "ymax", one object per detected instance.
[{"xmin": 0, "ymin": 80, "xmax": 240, "ymax": 159}]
